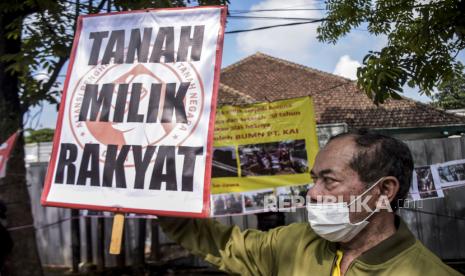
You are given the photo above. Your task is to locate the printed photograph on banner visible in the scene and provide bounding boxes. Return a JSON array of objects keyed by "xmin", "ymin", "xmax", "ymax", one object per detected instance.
[
  {"xmin": 212, "ymin": 193, "xmax": 244, "ymax": 216},
  {"xmin": 431, "ymin": 159, "xmax": 465, "ymax": 188},
  {"xmin": 212, "ymin": 146, "xmax": 238, "ymax": 177},
  {"xmin": 412, "ymin": 166, "xmax": 444, "ymax": 200},
  {"xmin": 276, "ymin": 184, "xmax": 310, "ymax": 210},
  {"xmin": 211, "ymin": 97, "xmax": 318, "ymax": 195},
  {"xmin": 243, "ymin": 189, "xmax": 274, "ymax": 213},
  {"xmin": 238, "ymin": 139, "xmax": 308, "ymax": 177},
  {"xmin": 276, "ymin": 184, "xmax": 309, "ymax": 198}
]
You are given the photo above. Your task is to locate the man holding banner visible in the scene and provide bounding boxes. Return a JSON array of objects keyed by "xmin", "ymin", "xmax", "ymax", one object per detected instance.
[
  {"xmin": 159, "ymin": 130, "xmax": 461, "ymax": 275},
  {"xmin": 36, "ymin": 5, "xmax": 460, "ymax": 275},
  {"xmin": 41, "ymin": 6, "xmax": 228, "ymax": 218}
]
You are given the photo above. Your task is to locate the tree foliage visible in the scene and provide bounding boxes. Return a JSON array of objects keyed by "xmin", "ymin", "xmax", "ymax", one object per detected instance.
[
  {"xmin": 318, "ymin": 0, "xmax": 465, "ymax": 104},
  {"xmin": 1, "ymin": 0, "xmax": 228, "ymax": 114},
  {"xmin": 0, "ymin": 1, "xmax": 228, "ymax": 274},
  {"xmin": 25, "ymin": 128, "xmax": 55, "ymax": 143},
  {"xmin": 431, "ymin": 63, "xmax": 465, "ymax": 109}
]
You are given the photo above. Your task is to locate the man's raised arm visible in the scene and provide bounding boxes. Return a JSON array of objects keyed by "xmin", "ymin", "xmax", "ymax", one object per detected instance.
[{"xmin": 158, "ymin": 217, "xmax": 280, "ymax": 275}]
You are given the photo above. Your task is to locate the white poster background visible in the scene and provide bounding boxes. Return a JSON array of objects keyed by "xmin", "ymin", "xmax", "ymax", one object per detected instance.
[{"xmin": 42, "ymin": 7, "xmax": 225, "ymax": 217}]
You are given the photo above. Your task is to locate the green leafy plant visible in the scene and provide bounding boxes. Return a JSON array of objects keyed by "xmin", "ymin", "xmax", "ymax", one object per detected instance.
[{"xmin": 318, "ymin": 0, "xmax": 465, "ymax": 104}]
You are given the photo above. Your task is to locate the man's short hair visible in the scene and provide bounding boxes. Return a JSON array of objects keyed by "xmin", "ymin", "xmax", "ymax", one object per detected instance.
[{"xmin": 329, "ymin": 129, "xmax": 414, "ymax": 211}]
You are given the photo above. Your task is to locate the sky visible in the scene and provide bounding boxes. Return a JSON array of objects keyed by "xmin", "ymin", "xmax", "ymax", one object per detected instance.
[{"xmin": 27, "ymin": 0, "xmax": 465, "ymax": 129}]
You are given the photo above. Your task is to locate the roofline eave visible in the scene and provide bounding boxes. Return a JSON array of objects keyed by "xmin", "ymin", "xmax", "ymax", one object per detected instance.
[{"xmin": 372, "ymin": 124, "xmax": 465, "ymax": 135}]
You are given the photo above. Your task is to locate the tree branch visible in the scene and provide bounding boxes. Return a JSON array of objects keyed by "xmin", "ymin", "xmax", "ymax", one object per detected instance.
[
  {"xmin": 95, "ymin": 0, "xmax": 108, "ymax": 13},
  {"xmin": 21, "ymin": 55, "xmax": 68, "ymax": 112}
]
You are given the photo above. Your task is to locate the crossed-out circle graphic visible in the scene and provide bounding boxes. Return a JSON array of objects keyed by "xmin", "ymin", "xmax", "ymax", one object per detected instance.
[{"xmin": 68, "ymin": 62, "xmax": 205, "ymax": 166}]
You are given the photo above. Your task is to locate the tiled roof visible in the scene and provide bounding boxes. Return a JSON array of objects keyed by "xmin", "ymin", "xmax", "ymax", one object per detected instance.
[
  {"xmin": 218, "ymin": 52, "xmax": 465, "ymax": 129},
  {"xmin": 218, "ymin": 83, "xmax": 257, "ymax": 105}
]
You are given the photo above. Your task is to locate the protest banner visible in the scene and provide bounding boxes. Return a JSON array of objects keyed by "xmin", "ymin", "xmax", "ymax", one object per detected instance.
[
  {"xmin": 431, "ymin": 159, "xmax": 465, "ymax": 188},
  {"xmin": 210, "ymin": 97, "xmax": 318, "ymax": 216},
  {"xmin": 0, "ymin": 131, "xmax": 19, "ymax": 178},
  {"xmin": 410, "ymin": 165, "xmax": 444, "ymax": 201},
  {"xmin": 41, "ymin": 6, "xmax": 227, "ymax": 218}
]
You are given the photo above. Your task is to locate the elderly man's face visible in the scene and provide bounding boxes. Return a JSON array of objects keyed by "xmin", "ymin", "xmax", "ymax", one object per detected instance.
[{"xmin": 308, "ymin": 136, "xmax": 380, "ymax": 222}]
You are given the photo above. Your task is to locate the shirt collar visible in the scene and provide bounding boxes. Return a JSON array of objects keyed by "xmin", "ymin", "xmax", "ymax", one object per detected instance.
[
  {"xmin": 325, "ymin": 215, "xmax": 416, "ymax": 265},
  {"xmin": 356, "ymin": 215, "xmax": 416, "ymax": 265}
]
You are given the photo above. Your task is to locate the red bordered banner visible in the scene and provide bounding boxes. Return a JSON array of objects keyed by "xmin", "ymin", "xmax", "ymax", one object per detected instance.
[{"xmin": 41, "ymin": 6, "xmax": 227, "ymax": 218}]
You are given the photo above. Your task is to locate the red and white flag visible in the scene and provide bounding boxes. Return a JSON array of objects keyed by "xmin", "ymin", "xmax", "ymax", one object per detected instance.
[{"xmin": 0, "ymin": 131, "xmax": 19, "ymax": 179}]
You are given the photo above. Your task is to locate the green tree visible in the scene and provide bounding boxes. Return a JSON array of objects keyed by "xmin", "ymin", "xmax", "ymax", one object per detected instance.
[
  {"xmin": 0, "ymin": 1, "xmax": 227, "ymax": 275},
  {"xmin": 318, "ymin": 0, "xmax": 465, "ymax": 104},
  {"xmin": 431, "ymin": 64, "xmax": 465, "ymax": 109},
  {"xmin": 25, "ymin": 128, "xmax": 55, "ymax": 143}
]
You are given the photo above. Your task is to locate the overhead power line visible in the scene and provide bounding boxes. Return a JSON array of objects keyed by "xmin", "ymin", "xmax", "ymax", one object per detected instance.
[
  {"xmin": 229, "ymin": 8, "xmax": 325, "ymax": 14},
  {"xmin": 228, "ymin": 15, "xmax": 323, "ymax": 21},
  {"xmin": 225, "ymin": 19, "xmax": 326, "ymax": 34}
]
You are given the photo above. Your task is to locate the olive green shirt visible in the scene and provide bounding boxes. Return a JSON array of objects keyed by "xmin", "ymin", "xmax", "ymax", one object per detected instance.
[{"xmin": 159, "ymin": 216, "xmax": 462, "ymax": 275}]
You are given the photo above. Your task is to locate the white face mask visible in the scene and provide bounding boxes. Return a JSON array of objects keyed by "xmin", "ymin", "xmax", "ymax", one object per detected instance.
[{"xmin": 306, "ymin": 178, "xmax": 384, "ymax": 243}]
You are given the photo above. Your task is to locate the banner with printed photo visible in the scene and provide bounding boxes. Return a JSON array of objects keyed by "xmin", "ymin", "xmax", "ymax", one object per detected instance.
[
  {"xmin": 211, "ymin": 184, "xmax": 311, "ymax": 217},
  {"xmin": 41, "ymin": 6, "xmax": 227, "ymax": 218},
  {"xmin": 431, "ymin": 159, "xmax": 465, "ymax": 188},
  {"xmin": 410, "ymin": 165, "xmax": 444, "ymax": 201},
  {"xmin": 211, "ymin": 97, "xmax": 319, "ymax": 195},
  {"xmin": 409, "ymin": 159, "xmax": 465, "ymax": 201}
]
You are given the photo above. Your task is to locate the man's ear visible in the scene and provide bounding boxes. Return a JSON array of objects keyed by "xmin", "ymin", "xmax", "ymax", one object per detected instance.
[{"xmin": 379, "ymin": 176, "xmax": 400, "ymax": 204}]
